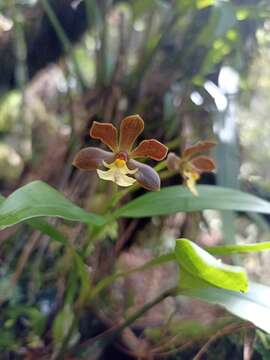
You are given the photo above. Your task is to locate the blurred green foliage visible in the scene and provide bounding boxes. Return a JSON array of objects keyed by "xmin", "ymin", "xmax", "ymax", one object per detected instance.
[{"xmin": 0, "ymin": 0, "xmax": 270, "ymax": 358}]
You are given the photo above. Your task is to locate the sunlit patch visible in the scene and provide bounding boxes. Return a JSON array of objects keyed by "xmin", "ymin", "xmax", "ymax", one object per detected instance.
[
  {"xmin": 97, "ymin": 159, "xmax": 138, "ymax": 187},
  {"xmin": 0, "ymin": 14, "xmax": 13, "ymax": 32}
]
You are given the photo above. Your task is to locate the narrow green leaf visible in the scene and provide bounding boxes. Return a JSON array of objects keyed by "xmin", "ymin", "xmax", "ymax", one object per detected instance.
[
  {"xmin": 35, "ymin": 221, "xmax": 91, "ymax": 306},
  {"xmin": 29, "ymin": 218, "xmax": 69, "ymax": 246},
  {"xmin": 6, "ymin": 305, "xmax": 46, "ymax": 336},
  {"xmin": 206, "ymin": 241, "xmax": 270, "ymax": 256},
  {"xmin": 115, "ymin": 185, "xmax": 270, "ymax": 219},
  {"xmin": 0, "ymin": 181, "xmax": 105, "ymax": 230},
  {"xmin": 197, "ymin": 2, "xmax": 236, "ymax": 45},
  {"xmin": 73, "ymin": 252, "xmax": 91, "ymax": 305},
  {"xmin": 52, "ymin": 304, "xmax": 74, "ymax": 345},
  {"xmin": 175, "ymin": 239, "xmax": 248, "ymax": 292},
  {"xmin": 183, "ymin": 282, "xmax": 270, "ymax": 334}
]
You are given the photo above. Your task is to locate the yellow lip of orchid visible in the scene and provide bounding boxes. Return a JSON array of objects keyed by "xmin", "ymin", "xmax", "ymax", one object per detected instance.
[
  {"xmin": 114, "ymin": 158, "xmax": 127, "ymax": 168},
  {"xmin": 97, "ymin": 159, "xmax": 138, "ymax": 187},
  {"xmin": 183, "ymin": 167, "xmax": 200, "ymax": 196}
]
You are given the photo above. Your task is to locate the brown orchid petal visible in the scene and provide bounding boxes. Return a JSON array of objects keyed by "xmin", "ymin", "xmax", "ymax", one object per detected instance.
[
  {"xmin": 128, "ymin": 159, "xmax": 160, "ymax": 191},
  {"xmin": 183, "ymin": 140, "xmax": 216, "ymax": 159},
  {"xmin": 90, "ymin": 121, "xmax": 118, "ymax": 152},
  {"xmin": 190, "ymin": 156, "xmax": 216, "ymax": 173},
  {"xmin": 72, "ymin": 147, "xmax": 114, "ymax": 170},
  {"xmin": 119, "ymin": 115, "xmax": 144, "ymax": 151},
  {"xmin": 166, "ymin": 152, "xmax": 181, "ymax": 171},
  {"xmin": 131, "ymin": 139, "xmax": 168, "ymax": 161}
]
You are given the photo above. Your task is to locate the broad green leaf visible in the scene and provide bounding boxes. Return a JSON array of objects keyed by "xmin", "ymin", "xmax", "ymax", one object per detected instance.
[
  {"xmin": 115, "ymin": 185, "xmax": 270, "ymax": 219},
  {"xmin": 1, "ymin": 189, "xmax": 92, "ymax": 307},
  {"xmin": 183, "ymin": 282, "xmax": 270, "ymax": 334},
  {"xmin": 175, "ymin": 239, "xmax": 248, "ymax": 292},
  {"xmin": 0, "ymin": 181, "xmax": 105, "ymax": 230}
]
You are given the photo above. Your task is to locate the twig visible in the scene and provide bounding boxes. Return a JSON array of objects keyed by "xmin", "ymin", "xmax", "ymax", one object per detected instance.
[
  {"xmin": 192, "ymin": 322, "xmax": 254, "ymax": 360},
  {"xmin": 130, "ymin": 12, "xmax": 181, "ymax": 94},
  {"xmin": 11, "ymin": 231, "xmax": 40, "ymax": 285},
  {"xmin": 243, "ymin": 328, "xmax": 256, "ymax": 360},
  {"xmin": 73, "ymin": 287, "xmax": 178, "ymax": 354},
  {"xmin": 153, "ymin": 338, "xmax": 196, "ymax": 358},
  {"xmin": 114, "ymin": 219, "xmax": 138, "ymax": 255},
  {"xmin": 0, "ymin": 231, "xmax": 40, "ymax": 305}
]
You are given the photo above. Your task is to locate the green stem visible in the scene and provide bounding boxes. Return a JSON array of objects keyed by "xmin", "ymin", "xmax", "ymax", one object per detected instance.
[
  {"xmin": 41, "ymin": 0, "xmax": 69, "ymax": 52},
  {"xmin": 41, "ymin": 0, "xmax": 86, "ymax": 91},
  {"xmin": 77, "ymin": 286, "xmax": 179, "ymax": 353},
  {"xmin": 115, "ymin": 286, "xmax": 178, "ymax": 334},
  {"xmin": 166, "ymin": 137, "xmax": 181, "ymax": 151},
  {"xmin": 55, "ymin": 253, "xmax": 176, "ymax": 358},
  {"xmin": 10, "ymin": 1, "xmax": 31, "ymax": 158},
  {"xmin": 12, "ymin": 7, "xmax": 28, "ymax": 89},
  {"xmin": 93, "ymin": 0, "xmax": 112, "ymax": 86},
  {"xmin": 85, "ymin": 0, "xmax": 101, "ymax": 30},
  {"xmin": 131, "ymin": 12, "xmax": 180, "ymax": 90},
  {"xmin": 90, "ymin": 252, "xmax": 175, "ymax": 299},
  {"xmin": 160, "ymin": 169, "xmax": 177, "ymax": 180},
  {"xmin": 84, "ymin": 0, "xmax": 103, "ymax": 86},
  {"xmin": 154, "ymin": 160, "xmax": 167, "ymax": 172}
]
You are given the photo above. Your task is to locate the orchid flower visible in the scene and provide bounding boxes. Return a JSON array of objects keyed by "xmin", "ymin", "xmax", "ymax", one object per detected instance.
[
  {"xmin": 167, "ymin": 140, "xmax": 216, "ymax": 196},
  {"xmin": 73, "ymin": 115, "xmax": 168, "ymax": 191}
]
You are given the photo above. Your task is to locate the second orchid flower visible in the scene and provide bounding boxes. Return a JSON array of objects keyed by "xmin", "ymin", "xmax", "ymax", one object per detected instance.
[{"xmin": 167, "ymin": 140, "xmax": 216, "ymax": 196}]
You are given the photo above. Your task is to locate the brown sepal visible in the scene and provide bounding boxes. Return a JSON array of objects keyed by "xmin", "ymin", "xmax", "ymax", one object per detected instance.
[
  {"xmin": 119, "ymin": 115, "xmax": 144, "ymax": 151},
  {"xmin": 131, "ymin": 139, "xmax": 168, "ymax": 161},
  {"xmin": 72, "ymin": 147, "xmax": 114, "ymax": 170},
  {"xmin": 190, "ymin": 156, "xmax": 216, "ymax": 173},
  {"xmin": 183, "ymin": 140, "xmax": 216, "ymax": 159},
  {"xmin": 128, "ymin": 159, "xmax": 161, "ymax": 191},
  {"xmin": 90, "ymin": 121, "xmax": 118, "ymax": 152}
]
